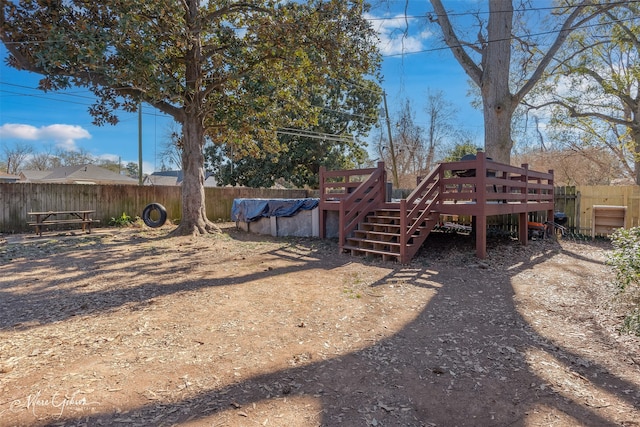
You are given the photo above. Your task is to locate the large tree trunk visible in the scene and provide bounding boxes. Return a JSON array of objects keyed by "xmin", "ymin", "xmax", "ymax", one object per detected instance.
[
  {"xmin": 482, "ymin": 96, "xmax": 515, "ymax": 165},
  {"xmin": 171, "ymin": 0, "xmax": 219, "ymax": 236},
  {"xmin": 171, "ymin": 115, "xmax": 219, "ymax": 236},
  {"xmin": 482, "ymin": 0, "xmax": 514, "ymax": 165}
]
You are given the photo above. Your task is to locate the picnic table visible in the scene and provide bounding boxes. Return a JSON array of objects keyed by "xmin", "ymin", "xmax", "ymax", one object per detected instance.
[{"xmin": 27, "ymin": 210, "xmax": 99, "ymax": 237}]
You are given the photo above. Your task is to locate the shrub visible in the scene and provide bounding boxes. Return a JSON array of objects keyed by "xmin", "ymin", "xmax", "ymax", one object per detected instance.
[
  {"xmin": 608, "ymin": 227, "xmax": 640, "ymax": 335},
  {"xmin": 109, "ymin": 212, "xmax": 134, "ymax": 227}
]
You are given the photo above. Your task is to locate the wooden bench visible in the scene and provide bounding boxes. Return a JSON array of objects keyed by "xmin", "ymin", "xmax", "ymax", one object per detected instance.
[{"xmin": 27, "ymin": 210, "xmax": 99, "ymax": 237}]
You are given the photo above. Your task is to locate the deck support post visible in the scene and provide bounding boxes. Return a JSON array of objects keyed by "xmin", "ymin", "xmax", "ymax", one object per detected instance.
[
  {"xmin": 547, "ymin": 208, "xmax": 555, "ymax": 239},
  {"xmin": 338, "ymin": 200, "xmax": 345, "ymax": 252},
  {"xmin": 519, "ymin": 212, "xmax": 528, "ymax": 246},
  {"xmin": 475, "ymin": 151, "xmax": 488, "ymax": 259},
  {"xmin": 547, "ymin": 169, "xmax": 555, "ymax": 239},
  {"xmin": 475, "ymin": 214, "xmax": 487, "ymax": 259}
]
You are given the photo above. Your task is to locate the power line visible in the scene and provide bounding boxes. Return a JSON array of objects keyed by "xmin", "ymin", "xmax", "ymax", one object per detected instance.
[
  {"xmin": 382, "ymin": 13, "xmax": 639, "ymax": 58},
  {"xmin": 0, "ymin": 86, "xmax": 171, "ymax": 120},
  {"xmin": 0, "ymin": 80, "xmax": 95, "ymax": 97},
  {"xmin": 0, "ymin": 82, "xmax": 375, "ymax": 143},
  {"xmin": 372, "ymin": 0, "xmax": 640, "ymax": 20},
  {"xmin": 1, "ymin": 80, "xmax": 377, "ymax": 125},
  {"xmin": 277, "ymin": 127, "xmax": 354, "ymax": 143}
]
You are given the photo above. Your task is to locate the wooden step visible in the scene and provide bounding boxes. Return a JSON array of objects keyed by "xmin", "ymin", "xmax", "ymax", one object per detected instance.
[
  {"xmin": 361, "ymin": 221, "xmax": 401, "ymax": 228},
  {"xmin": 343, "ymin": 243, "xmax": 401, "ymax": 255},
  {"xmin": 346, "ymin": 236, "xmax": 401, "ymax": 247},
  {"xmin": 353, "ymin": 230, "xmax": 400, "ymax": 238},
  {"xmin": 359, "ymin": 225, "xmax": 430, "ymax": 236},
  {"xmin": 343, "ymin": 245, "xmax": 401, "ymax": 262},
  {"xmin": 346, "ymin": 236, "xmax": 419, "ymax": 250},
  {"xmin": 353, "ymin": 229, "xmax": 422, "ymax": 241},
  {"xmin": 369, "ymin": 213, "xmax": 400, "ymax": 219},
  {"xmin": 341, "ymin": 205, "xmax": 441, "ymax": 263},
  {"xmin": 362, "ymin": 220, "xmax": 433, "ymax": 228}
]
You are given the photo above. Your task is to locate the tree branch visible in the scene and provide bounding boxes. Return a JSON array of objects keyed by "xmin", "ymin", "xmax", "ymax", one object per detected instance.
[
  {"xmin": 527, "ymin": 99, "xmax": 633, "ymax": 129},
  {"xmin": 515, "ymin": 0, "xmax": 606, "ymax": 103},
  {"xmin": 605, "ymin": 10, "xmax": 640, "ymax": 52},
  {"xmin": 203, "ymin": 3, "xmax": 273, "ymax": 23},
  {"xmin": 429, "ymin": 0, "xmax": 482, "ymax": 86}
]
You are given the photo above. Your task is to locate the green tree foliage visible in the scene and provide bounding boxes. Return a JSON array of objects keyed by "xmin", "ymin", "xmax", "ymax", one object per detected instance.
[
  {"xmin": 608, "ymin": 227, "xmax": 640, "ymax": 336},
  {"xmin": 205, "ymin": 77, "xmax": 380, "ymax": 188},
  {"xmin": 1, "ymin": 0, "xmax": 380, "ymax": 235},
  {"xmin": 440, "ymin": 142, "xmax": 479, "ymax": 163},
  {"xmin": 125, "ymin": 161, "xmax": 139, "ymax": 178}
]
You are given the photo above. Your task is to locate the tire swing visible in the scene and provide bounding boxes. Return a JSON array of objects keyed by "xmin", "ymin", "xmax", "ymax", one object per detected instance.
[{"xmin": 142, "ymin": 203, "xmax": 167, "ymax": 228}]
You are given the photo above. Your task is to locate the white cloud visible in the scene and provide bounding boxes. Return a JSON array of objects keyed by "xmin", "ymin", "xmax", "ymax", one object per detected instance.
[
  {"xmin": 0, "ymin": 123, "xmax": 91, "ymax": 151},
  {"xmin": 365, "ymin": 13, "xmax": 433, "ymax": 56}
]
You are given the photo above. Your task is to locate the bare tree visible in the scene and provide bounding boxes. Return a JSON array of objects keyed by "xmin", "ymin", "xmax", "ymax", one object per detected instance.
[
  {"xmin": 374, "ymin": 98, "xmax": 424, "ymax": 188},
  {"xmin": 395, "ymin": 99, "xmax": 425, "ymax": 178},
  {"xmin": 428, "ymin": 0, "xmax": 613, "ymax": 164},
  {"xmin": 23, "ymin": 147, "xmax": 55, "ymax": 171},
  {"xmin": 158, "ymin": 123, "xmax": 184, "ymax": 171},
  {"xmin": 96, "ymin": 158, "xmax": 122, "ymax": 174},
  {"xmin": 424, "ymin": 89, "xmax": 458, "ymax": 171},
  {"xmin": 53, "ymin": 148, "xmax": 95, "ymax": 166},
  {"xmin": 1, "ymin": 142, "xmax": 33, "ymax": 174},
  {"xmin": 528, "ymin": 3, "xmax": 640, "ymax": 184},
  {"xmin": 374, "ymin": 93, "xmax": 465, "ymax": 187}
]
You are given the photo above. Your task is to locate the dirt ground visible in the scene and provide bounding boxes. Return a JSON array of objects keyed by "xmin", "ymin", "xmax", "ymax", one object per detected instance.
[{"xmin": 0, "ymin": 223, "xmax": 639, "ymax": 427}]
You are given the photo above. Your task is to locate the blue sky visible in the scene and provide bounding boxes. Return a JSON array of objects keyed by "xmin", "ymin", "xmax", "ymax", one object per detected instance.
[{"xmin": 0, "ymin": 2, "xmax": 484, "ymax": 174}]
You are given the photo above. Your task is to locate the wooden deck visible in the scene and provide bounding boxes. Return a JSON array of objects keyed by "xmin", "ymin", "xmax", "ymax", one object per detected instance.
[{"xmin": 319, "ymin": 151, "xmax": 554, "ymax": 262}]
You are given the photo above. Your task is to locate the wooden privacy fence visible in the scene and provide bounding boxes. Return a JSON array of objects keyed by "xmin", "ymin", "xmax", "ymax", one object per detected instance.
[
  {"xmin": 2, "ymin": 182, "xmax": 638, "ymax": 237},
  {"xmin": 0, "ymin": 183, "xmax": 307, "ymax": 234},
  {"xmin": 575, "ymin": 185, "xmax": 639, "ymax": 234}
]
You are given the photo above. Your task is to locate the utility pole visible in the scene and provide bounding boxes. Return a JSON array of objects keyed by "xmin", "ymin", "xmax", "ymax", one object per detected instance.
[{"xmin": 383, "ymin": 91, "xmax": 399, "ymax": 188}]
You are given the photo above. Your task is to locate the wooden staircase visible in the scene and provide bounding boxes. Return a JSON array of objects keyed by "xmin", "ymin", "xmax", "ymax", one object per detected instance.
[
  {"xmin": 343, "ymin": 207, "xmax": 440, "ymax": 262},
  {"xmin": 333, "ymin": 163, "xmax": 443, "ymax": 264}
]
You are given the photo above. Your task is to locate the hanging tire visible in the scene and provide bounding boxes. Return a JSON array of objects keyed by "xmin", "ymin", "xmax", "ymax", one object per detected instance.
[{"xmin": 142, "ymin": 203, "xmax": 167, "ymax": 228}]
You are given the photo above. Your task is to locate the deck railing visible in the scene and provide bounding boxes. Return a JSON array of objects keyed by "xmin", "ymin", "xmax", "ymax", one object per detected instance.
[
  {"xmin": 318, "ymin": 162, "xmax": 387, "ymax": 247},
  {"xmin": 319, "ymin": 152, "xmax": 554, "ymax": 259},
  {"xmin": 399, "ymin": 163, "xmax": 443, "ymax": 262},
  {"xmin": 437, "ymin": 151, "xmax": 554, "ymax": 213}
]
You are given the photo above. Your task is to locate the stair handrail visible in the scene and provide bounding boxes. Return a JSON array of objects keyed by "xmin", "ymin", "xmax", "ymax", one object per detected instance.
[
  {"xmin": 403, "ymin": 164, "xmax": 442, "ymax": 237},
  {"xmin": 339, "ymin": 162, "xmax": 387, "ymax": 248}
]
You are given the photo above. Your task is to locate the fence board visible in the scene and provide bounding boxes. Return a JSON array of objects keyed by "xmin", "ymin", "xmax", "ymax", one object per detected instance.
[
  {"xmin": 0, "ymin": 183, "xmax": 308, "ymax": 234},
  {"xmin": 575, "ymin": 185, "xmax": 639, "ymax": 235}
]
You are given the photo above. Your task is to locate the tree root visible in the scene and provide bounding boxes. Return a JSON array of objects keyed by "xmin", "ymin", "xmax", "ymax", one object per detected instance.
[{"xmin": 169, "ymin": 220, "xmax": 221, "ymax": 237}]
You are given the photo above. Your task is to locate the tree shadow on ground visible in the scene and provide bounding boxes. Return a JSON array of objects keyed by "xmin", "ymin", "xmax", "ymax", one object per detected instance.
[
  {"xmin": 2, "ymin": 228, "xmax": 637, "ymax": 426},
  {"xmin": 0, "ymin": 230, "xmax": 348, "ymax": 330}
]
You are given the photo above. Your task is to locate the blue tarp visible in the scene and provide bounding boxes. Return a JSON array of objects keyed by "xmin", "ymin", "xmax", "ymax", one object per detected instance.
[{"xmin": 231, "ymin": 198, "xmax": 319, "ymax": 222}]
